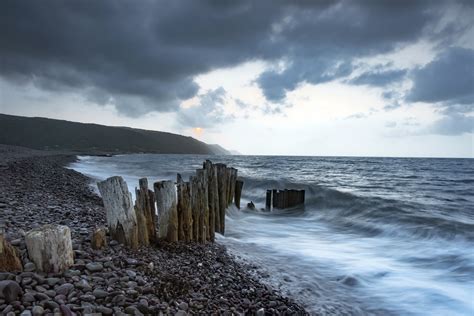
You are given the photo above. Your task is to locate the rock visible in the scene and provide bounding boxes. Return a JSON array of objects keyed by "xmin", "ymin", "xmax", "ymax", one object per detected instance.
[
  {"xmin": 46, "ymin": 277, "xmax": 60, "ymax": 286},
  {"xmin": 256, "ymin": 308, "xmax": 265, "ymax": 316},
  {"xmin": 20, "ymin": 311, "xmax": 32, "ymax": 316},
  {"xmin": 24, "ymin": 262, "xmax": 36, "ymax": 272},
  {"xmin": 80, "ymin": 294, "xmax": 96, "ymax": 302},
  {"xmin": 25, "ymin": 224, "xmax": 74, "ymax": 273},
  {"xmin": 23, "ymin": 293, "xmax": 35, "ymax": 302},
  {"xmin": 75, "ymin": 279, "xmax": 91, "ymax": 292},
  {"xmin": 44, "ymin": 300, "xmax": 60, "ymax": 310},
  {"xmin": 31, "ymin": 305, "xmax": 44, "ymax": 316},
  {"xmin": 92, "ymin": 288, "xmax": 108, "ymax": 299},
  {"xmin": 247, "ymin": 201, "xmax": 256, "ymax": 210},
  {"xmin": 96, "ymin": 306, "xmax": 113, "ymax": 315},
  {"xmin": 0, "ymin": 280, "xmax": 22, "ymax": 303},
  {"xmin": 56, "ymin": 283, "xmax": 74, "ymax": 296},
  {"xmin": 0, "ymin": 272, "xmax": 15, "ymax": 281},
  {"xmin": 97, "ymin": 176, "xmax": 139, "ymax": 249},
  {"xmin": 59, "ymin": 304, "xmax": 74, "ymax": 316},
  {"xmin": 91, "ymin": 227, "xmax": 107, "ymax": 250},
  {"xmin": 175, "ymin": 311, "xmax": 187, "ymax": 316},
  {"xmin": 178, "ymin": 302, "xmax": 189, "ymax": 311},
  {"xmin": 0, "ymin": 234, "xmax": 23, "ymax": 272},
  {"xmin": 85, "ymin": 262, "xmax": 103, "ymax": 272},
  {"xmin": 242, "ymin": 298, "xmax": 251, "ymax": 307},
  {"xmin": 124, "ymin": 305, "xmax": 143, "ymax": 315},
  {"xmin": 268, "ymin": 300, "xmax": 277, "ymax": 308}
]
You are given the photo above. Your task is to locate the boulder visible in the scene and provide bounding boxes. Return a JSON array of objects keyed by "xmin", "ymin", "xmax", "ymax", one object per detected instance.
[{"xmin": 0, "ymin": 280, "xmax": 22, "ymax": 303}]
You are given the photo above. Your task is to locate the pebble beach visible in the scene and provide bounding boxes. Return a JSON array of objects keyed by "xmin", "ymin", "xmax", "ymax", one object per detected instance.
[{"xmin": 0, "ymin": 145, "xmax": 306, "ymax": 315}]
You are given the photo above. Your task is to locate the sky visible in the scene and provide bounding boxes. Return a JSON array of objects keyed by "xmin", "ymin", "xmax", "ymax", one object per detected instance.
[{"xmin": 0, "ymin": 0, "xmax": 473, "ymax": 157}]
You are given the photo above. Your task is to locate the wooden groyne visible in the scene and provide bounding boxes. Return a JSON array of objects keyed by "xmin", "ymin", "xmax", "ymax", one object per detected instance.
[
  {"xmin": 97, "ymin": 160, "xmax": 242, "ymax": 248},
  {"xmin": 266, "ymin": 189, "xmax": 305, "ymax": 210}
]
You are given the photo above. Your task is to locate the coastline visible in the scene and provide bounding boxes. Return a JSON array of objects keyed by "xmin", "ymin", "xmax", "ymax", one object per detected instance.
[{"xmin": 0, "ymin": 145, "xmax": 307, "ymax": 315}]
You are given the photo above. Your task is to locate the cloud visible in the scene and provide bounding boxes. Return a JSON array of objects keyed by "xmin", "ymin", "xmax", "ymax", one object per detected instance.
[
  {"xmin": 177, "ymin": 87, "xmax": 234, "ymax": 128},
  {"xmin": 407, "ymin": 47, "xmax": 474, "ymax": 105},
  {"xmin": 1, "ymin": 0, "xmax": 471, "ymax": 117},
  {"xmin": 349, "ymin": 69, "xmax": 407, "ymax": 87},
  {"xmin": 428, "ymin": 113, "xmax": 474, "ymax": 135}
]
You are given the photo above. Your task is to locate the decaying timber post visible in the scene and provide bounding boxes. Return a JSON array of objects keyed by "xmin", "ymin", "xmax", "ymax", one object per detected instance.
[
  {"xmin": 268, "ymin": 189, "xmax": 305, "ymax": 209},
  {"xmin": 25, "ymin": 224, "xmax": 74, "ymax": 273},
  {"xmin": 235, "ymin": 179, "xmax": 244, "ymax": 209},
  {"xmin": 135, "ymin": 178, "xmax": 157, "ymax": 245},
  {"xmin": 204, "ymin": 160, "xmax": 219, "ymax": 241},
  {"xmin": 98, "ymin": 176, "xmax": 139, "ymax": 249},
  {"xmin": 0, "ymin": 221, "xmax": 23, "ymax": 272},
  {"xmin": 154, "ymin": 180, "xmax": 178, "ymax": 242},
  {"xmin": 196, "ymin": 169, "xmax": 209, "ymax": 243},
  {"xmin": 215, "ymin": 163, "xmax": 228, "ymax": 234},
  {"xmin": 177, "ymin": 174, "xmax": 193, "ymax": 241}
]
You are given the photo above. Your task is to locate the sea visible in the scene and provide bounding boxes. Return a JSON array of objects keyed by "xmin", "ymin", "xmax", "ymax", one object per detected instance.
[{"xmin": 69, "ymin": 154, "xmax": 474, "ymax": 315}]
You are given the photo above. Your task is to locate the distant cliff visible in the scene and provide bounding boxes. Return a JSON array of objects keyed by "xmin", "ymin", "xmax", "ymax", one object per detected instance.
[{"xmin": 0, "ymin": 114, "xmax": 230, "ymax": 155}]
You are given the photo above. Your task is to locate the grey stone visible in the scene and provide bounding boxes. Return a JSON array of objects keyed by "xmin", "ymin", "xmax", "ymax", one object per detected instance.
[
  {"xmin": 55, "ymin": 283, "xmax": 74, "ymax": 296},
  {"xmin": 96, "ymin": 306, "xmax": 113, "ymax": 315},
  {"xmin": 85, "ymin": 262, "xmax": 103, "ymax": 273},
  {"xmin": 92, "ymin": 288, "xmax": 108, "ymax": 299},
  {"xmin": 32, "ymin": 305, "xmax": 44, "ymax": 316},
  {"xmin": 46, "ymin": 278, "xmax": 60, "ymax": 286},
  {"xmin": 80, "ymin": 294, "xmax": 96, "ymax": 302},
  {"xmin": 178, "ymin": 302, "xmax": 189, "ymax": 311},
  {"xmin": 75, "ymin": 279, "xmax": 91, "ymax": 292},
  {"xmin": 23, "ymin": 292, "xmax": 35, "ymax": 302},
  {"xmin": 0, "ymin": 280, "xmax": 22, "ymax": 303},
  {"xmin": 24, "ymin": 262, "xmax": 36, "ymax": 272}
]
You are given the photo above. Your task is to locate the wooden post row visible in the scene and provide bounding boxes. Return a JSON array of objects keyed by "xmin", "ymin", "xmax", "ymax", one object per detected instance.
[
  {"xmin": 98, "ymin": 161, "xmax": 241, "ymax": 247},
  {"xmin": 269, "ymin": 189, "xmax": 305, "ymax": 209}
]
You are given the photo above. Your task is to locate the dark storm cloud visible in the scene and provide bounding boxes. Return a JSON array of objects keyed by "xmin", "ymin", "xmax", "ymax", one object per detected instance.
[
  {"xmin": 0, "ymin": 0, "xmax": 468, "ymax": 116},
  {"xmin": 407, "ymin": 47, "xmax": 474, "ymax": 105}
]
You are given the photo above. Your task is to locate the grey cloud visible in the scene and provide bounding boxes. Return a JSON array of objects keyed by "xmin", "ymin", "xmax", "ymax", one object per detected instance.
[
  {"xmin": 177, "ymin": 87, "xmax": 234, "ymax": 128},
  {"xmin": 407, "ymin": 47, "xmax": 474, "ymax": 105},
  {"xmin": 0, "ymin": 0, "xmax": 470, "ymax": 116},
  {"xmin": 349, "ymin": 69, "xmax": 407, "ymax": 87},
  {"xmin": 428, "ymin": 113, "xmax": 474, "ymax": 135}
]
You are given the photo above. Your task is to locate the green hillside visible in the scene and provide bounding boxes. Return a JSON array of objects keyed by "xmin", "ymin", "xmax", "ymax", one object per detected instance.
[{"xmin": 0, "ymin": 114, "xmax": 229, "ymax": 155}]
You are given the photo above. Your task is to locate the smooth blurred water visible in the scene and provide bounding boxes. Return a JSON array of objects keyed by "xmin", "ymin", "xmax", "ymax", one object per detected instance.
[{"xmin": 70, "ymin": 154, "xmax": 474, "ymax": 315}]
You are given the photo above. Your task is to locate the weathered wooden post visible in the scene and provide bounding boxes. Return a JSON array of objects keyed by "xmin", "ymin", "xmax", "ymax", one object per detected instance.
[
  {"xmin": 91, "ymin": 227, "xmax": 107, "ymax": 250},
  {"xmin": 0, "ymin": 222, "xmax": 22, "ymax": 272},
  {"xmin": 196, "ymin": 169, "xmax": 209, "ymax": 243},
  {"xmin": 215, "ymin": 163, "xmax": 228, "ymax": 234},
  {"xmin": 177, "ymin": 174, "xmax": 193, "ymax": 241},
  {"xmin": 265, "ymin": 189, "xmax": 272, "ymax": 210},
  {"xmin": 98, "ymin": 176, "xmax": 139, "ymax": 249},
  {"xmin": 154, "ymin": 181, "xmax": 178, "ymax": 242},
  {"xmin": 25, "ymin": 225, "xmax": 74, "ymax": 273},
  {"xmin": 235, "ymin": 179, "xmax": 244, "ymax": 209},
  {"xmin": 204, "ymin": 161, "xmax": 218, "ymax": 242},
  {"xmin": 135, "ymin": 178, "xmax": 157, "ymax": 244},
  {"xmin": 226, "ymin": 168, "xmax": 236, "ymax": 205},
  {"xmin": 190, "ymin": 175, "xmax": 201, "ymax": 241}
]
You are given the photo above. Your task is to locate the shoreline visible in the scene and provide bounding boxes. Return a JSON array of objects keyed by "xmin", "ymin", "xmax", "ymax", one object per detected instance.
[{"xmin": 0, "ymin": 145, "xmax": 307, "ymax": 315}]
